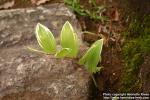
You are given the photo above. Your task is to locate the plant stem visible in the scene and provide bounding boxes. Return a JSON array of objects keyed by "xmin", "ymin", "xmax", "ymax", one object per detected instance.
[
  {"xmin": 90, "ymin": 73, "xmax": 98, "ymax": 87},
  {"xmin": 81, "ymin": 31, "xmax": 96, "ymax": 35}
]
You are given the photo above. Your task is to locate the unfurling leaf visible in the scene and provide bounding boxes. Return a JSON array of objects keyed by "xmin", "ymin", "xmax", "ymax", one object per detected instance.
[
  {"xmin": 79, "ymin": 39, "xmax": 103, "ymax": 73},
  {"xmin": 55, "ymin": 48, "xmax": 72, "ymax": 58},
  {"xmin": 36, "ymin": 23, "xmax": 56, "ymax": 54},
  {"xmin": 60, "ymin": 21, "xmax": 79, "ymax": 57}
]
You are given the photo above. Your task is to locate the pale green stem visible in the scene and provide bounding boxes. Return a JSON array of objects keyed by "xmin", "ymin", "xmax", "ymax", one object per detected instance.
[
  {"xmin": 27, "ymin": 46, "xmax": 50, "ymax": 55},
  {"xmin": 90, "ymin": 73, "xmax": 98, "ymax": 87},
  {"xmin": 81, "ymin": 31, "xmax": 96, "ymax": 35}
]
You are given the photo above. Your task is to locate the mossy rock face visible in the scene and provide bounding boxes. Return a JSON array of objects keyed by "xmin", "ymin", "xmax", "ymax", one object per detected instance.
[
  {"xmin": 126, "ymin": 0, "xmax": 150, "ymax": 15},
  {"xmin": 120, "ymin": 14, "xmax": 150, "ymax": 92},
  {"xmin": 120, "ymin": 0, "xmax": 150, "ymax": 16}
]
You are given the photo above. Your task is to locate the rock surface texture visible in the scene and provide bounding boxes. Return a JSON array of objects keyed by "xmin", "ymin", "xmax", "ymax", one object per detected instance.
[
  {"xmin": 0, "ymin": 4, "xmax": 89, "ymax": 100},
  {"xmin": 140, "ymin": 55, "xmax": 150, "ymax": 93}
]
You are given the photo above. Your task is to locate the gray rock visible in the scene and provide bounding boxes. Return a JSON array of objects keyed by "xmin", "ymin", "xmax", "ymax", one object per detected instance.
[
  {"xmin": 139, "ymin": 55, "xmax": 150, "ymax": 93},
  {"xmin": 0, "ymin": 3, "xmax": 81, "ymax": 48},
  {"xmin": 0, "ymin": 3, "xmax": 90, "ymax": 100},
  {"xmin": 0, "ymin": 47, "xmax": 89, "ymax": 100}
]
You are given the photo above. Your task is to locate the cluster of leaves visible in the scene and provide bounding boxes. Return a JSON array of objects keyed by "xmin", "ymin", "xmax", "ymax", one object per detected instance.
[
  {"xmin": 64, "ymin": 0, "xmax": 107, "ymax": 22},
  {"xmin": 29, "ymin": 21, "xmax": 103, "ymax": 86},
  {"xmin": 29, "ymin": 21, "xmax": 79, "ymax": 58}
]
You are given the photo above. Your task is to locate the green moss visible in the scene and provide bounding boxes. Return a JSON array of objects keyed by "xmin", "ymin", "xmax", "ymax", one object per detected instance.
[
  {"xmin": 64, "ymin": 0, "xmax": 107, "ymax": 22},
  {"xmin": 120, "ymin": 15, "xmax": 150, "ymax": 92}
]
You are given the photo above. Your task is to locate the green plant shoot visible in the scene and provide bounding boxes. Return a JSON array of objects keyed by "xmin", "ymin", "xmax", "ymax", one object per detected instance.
[
  {"xmin": 79, "ymin": 39, "xmax": 103, "ymax": 73},
  {"xmin": 55, "ymin": 48, "xmax": 72, "ymax": 58},
  {"xmin": 79, "ymin": 39, "xmax": 103, "ymax": 87},
  {"xmin": 60, "ymin": 21, "xmax": 79, "ymax": 57},
  {"xmin": 35, "ymin": 23, "xmax": 56, "ymax": 54},
  {"xmin": 64, "ymin": 0, "xmax": 87, "ymax": 16},
  {"xmin": 28, "ymin": 21, "xmax": 104, "ymax": 88}
]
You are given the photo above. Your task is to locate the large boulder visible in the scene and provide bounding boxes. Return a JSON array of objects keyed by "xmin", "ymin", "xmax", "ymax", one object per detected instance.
[
  {"xmin": 0, "ymin": 3, "xmax": 90, "ymax": 100},
  {"xmin": 0, "ymin": 3, "xmax": 81, "ymax": 48},
  {"xmin": 0, "ymin": 47, "xmax": 89, "ymax": 100}
]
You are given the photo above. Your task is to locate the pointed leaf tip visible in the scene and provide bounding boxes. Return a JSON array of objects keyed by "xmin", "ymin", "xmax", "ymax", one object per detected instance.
[
  {"xmin": 60, "ymin": 21, "xmax": 79, "ymax": 57},
  {"xmin": 35, "ymin": 23, "xmax": 56, "ymax": 54},
  {"xmin": 79, "ymin": 39, "xmax": 104, "ymax": 73}
]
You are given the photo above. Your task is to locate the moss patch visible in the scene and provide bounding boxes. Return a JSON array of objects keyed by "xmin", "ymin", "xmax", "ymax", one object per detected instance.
[{"xmin": 120, "ymin": 15, "xmax": 150, "ymax": 92}]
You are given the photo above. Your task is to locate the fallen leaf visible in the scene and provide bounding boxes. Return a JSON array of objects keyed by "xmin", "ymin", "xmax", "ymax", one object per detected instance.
[
  {"xmin": 0, "ymin": 0, "xmax": 14, "ymax": 9},
  {"xmin": 111, "ymin": 7, "xmax": 119, "ymax": 21},
  {"xmin": 31, "ymin": 0, "xmax": 50, "ymax": 5},
  {"xmin": 98, "ymin": 24, "xmax": 103, "ymax": 33}
]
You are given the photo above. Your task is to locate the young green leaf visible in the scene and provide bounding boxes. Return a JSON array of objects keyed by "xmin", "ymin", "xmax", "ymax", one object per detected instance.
[
  {"xmin": 36, "ymin": 23, "xmax": 56, "ymax": 54},
  {"xmin": 55, "ymin": 48, "xmax": 72, "ymax": 58},
  {"xmin": 79, "ymin": 39, "xmax": 103, "ymax": 73},
  {"xmin": 60, "ymin": 21, "xmax": 79, "ymax": 57}
]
